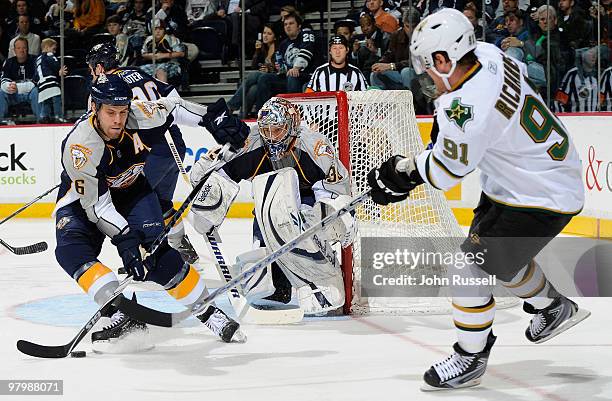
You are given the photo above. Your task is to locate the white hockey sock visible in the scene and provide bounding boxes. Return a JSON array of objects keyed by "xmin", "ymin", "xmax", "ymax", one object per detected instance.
[
  {"xmin": 501, "ymin": 261, "xmax": 554, "ymax": 310},
  {"xmin": 453, "ymin": 296, "xmax": 496, "ymax": 353}
]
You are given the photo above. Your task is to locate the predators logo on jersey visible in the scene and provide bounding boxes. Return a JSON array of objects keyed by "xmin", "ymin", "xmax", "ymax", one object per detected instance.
[
  {"xmin": 70, "ymin": 144, "xmax": 92, "ymax": 170},
  {"xmin": 444, "ymin": 98, "xmax": 474, "ymax": 131}
]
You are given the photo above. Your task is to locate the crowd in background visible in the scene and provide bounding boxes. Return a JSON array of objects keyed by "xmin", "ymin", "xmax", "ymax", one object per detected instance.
[{"xmin": 0, "ymin": 0, "xmax": 610, "ymax": 124}]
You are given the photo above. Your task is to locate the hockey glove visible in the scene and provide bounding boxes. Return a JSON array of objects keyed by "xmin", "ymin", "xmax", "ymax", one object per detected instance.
[
  {"xmin": 200, "ymin": 98, "xmax": 249, "ymax": 151},
  {"xmin": 112, "ymin": 229, "xmax": 146, "ymax": 281},
  {"xmin": 367, "ymin": 155, "xmax": 423, "ymax": 205}
]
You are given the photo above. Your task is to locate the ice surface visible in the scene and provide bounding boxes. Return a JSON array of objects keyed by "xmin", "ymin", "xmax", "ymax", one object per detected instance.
[{"xmin": 1, "ymin": 219, "xmax": 610, "ymax": 401}]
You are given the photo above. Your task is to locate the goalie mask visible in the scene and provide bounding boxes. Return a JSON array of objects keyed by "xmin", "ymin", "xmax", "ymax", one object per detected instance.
[{"xmin": 257, "ymin": 97, "xmax": 301, "ymax": 161}]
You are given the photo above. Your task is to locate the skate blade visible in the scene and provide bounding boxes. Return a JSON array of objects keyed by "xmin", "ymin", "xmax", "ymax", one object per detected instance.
[
  {"xmin": 92, "ymin": 332, "xmax": 155, "ymax": 354},
  {"xmin": 420, "ymin": 378, "xmax": 482, "ymax": 392},
  {"xmin": 230, "ymin": 330, "xmax": 248, "ymax": 343},
  {"xmin": 534, "ymin": 308, "xmax": 591, "ymax": 344}
]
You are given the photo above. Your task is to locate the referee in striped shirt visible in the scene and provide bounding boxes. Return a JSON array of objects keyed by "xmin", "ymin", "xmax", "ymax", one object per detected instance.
[{"xmin": 306, "ymin": 35, "xmax": 368, "ymax": 92}]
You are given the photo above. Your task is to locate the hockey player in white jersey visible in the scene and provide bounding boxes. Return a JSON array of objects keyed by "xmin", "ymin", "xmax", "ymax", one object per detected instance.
[
  {"xmin": 188, "ymin": 97, "xmax": 356, "ymax": 316},
  {"xmin": 367, "ymin": 8, "xmax": 589, "ymax": 390}
]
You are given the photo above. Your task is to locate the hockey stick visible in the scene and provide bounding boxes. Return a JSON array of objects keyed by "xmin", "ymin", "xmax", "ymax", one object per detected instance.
[
  {"xmin": 163, "ymin": 131, "xmax": 304, "ymax": 324},
  {"xmin": 16, "ymin": 277, "xmax": 133, "ymax": 358},
  {"xmin": 16, "ymin": 145, "xmax": 235, "ymax": 356},
  {"xmin": 117, "ymin": 191, "xmax": 370, "ymax": 327},
  {"xmin": 0, "ymin": 184, "xmax": 59, "ymax": 225},
  {"xmin": 0, "ymin": 238, "xmax": 47, "ymax": 255},
  {"xmin": 0, "ymin": 184, "xmax": 59, "ymax": 255}
]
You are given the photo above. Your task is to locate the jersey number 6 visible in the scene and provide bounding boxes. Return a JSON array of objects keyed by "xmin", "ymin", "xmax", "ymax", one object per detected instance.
[
  {"xmin": 520, "ymin": 95, "xmax": 569, "ymax": 161},
  {"xmin": 74, "ymin": 180, "xmax": 85, "ymax": 195}
]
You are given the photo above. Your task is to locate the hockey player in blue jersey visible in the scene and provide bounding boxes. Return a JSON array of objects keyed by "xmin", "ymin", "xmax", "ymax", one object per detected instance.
[
  {"xmin": 85, "ymin": 42, "xmax": 199, "ymax": 264},
  {"xmin": 54, "ymin": 74, "xmax": 249, "ymax": 350}
]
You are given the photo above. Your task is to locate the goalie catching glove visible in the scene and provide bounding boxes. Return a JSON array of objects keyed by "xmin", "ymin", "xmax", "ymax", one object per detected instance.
[
  {"xmin": 188, "ymin": 151, "xmax": 240, "ymax": 235},
  {"xmin": 199, "ymin": 98, "xmax": 249, "ymax": 151},
  {"xmin": 367, "ymin": 155, "xmax": 424, "ymax": 205}
]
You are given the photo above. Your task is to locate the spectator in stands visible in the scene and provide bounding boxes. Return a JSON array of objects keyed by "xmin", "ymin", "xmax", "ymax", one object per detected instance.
[
  {"xmin": 306, "ymin": 35, "xmax": 368, "ymax": 92},
  {"xmin": 370, "ymin": 7, "xmax": 419, "ymax": 90},
  {"xmin": 141, "ymin": 19, "xmax": 185, "ymax": 82},
  {"xmin": 153, "ymin": 0, "xmax": 188, "ymax": 40},
  {"xmin": 72, "ymin": 0, "xmax": 105, "ymax": 34},
  {"xmin": 7, "ymin": 0, "xmax": 42, "ymax": 36},
  {"xmin": 224, "ymin": 0, "xmax": 268, "ymax": 61},
  {"xmin": 463, "ymin": 4, "xmax": 484, "ymax": 39},
  {"xmin": 35, "ymin": 38, "xmax": 66, "ymax": 123},
  {"xmin": 0, "ymin": 24, "xmax": 10, "ymax": 64},
  {"xmin": 107, "ymin": 15, "xmax": 131, "ymax": 66},
  {"xmin": 589, "ymin": 0, "xmax": 612, "ymax": 49},
  {"xmin": 227, "ymin": 23, "xmax": 278, "ymax": 118},
  {"xmin": 487, "ymin": 0, "xmax": 518, "ymax": 43},
  {"xmin": 0, "ymin": 37, "xmax": 38, "ymax": 124},
  {"xmin": 555, "ymin": 46, "xmax": 607, "ymax": 111},
  {"xmin": 255, "ymin": 11, "xmax": 316, "ymax": 111},
  {"xmin": 334, "ymin": 19, "xmax": 355, "ymax": 42},
  {"xmin": 273, "ymin": 4, "xmax": 298, "ymax": 42},
  {"xmin": 122, "ymin": 0, "xmax": 149, "ymax": 55},
  {"xmin": 558, "ymin": 0, "xmax": 590, "ymax": 50},
  {"xmin": 497, "ymin": 10, "xmax": 529, "ymax": 56},
  {"xmin": 350, "ymin": 13, "xmax": 388, "ymax": 81},
  {"xmin": 524, "ymin": 5, "xmax": 562, "ymax": 92},
  {"xmin": 185, "ymin": 0, "xmax": 218, "ymax": 26},
  {"xmin": 420, "ymin": 0, "xmax": 468, "ymax": 17},
  {"xmin": 8, "ymin": 16, "xmax": 40, "ymax": 58},
  {"xmin": 365, "ymin": 0, "xmax": 398, "ymax": 33},
  {"xmin": 44, "ymin": 0, "xmax": 74, "ymax": 37}
]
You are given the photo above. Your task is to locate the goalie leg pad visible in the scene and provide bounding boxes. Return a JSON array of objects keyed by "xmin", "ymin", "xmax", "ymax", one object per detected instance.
[
  {"xmin": 252, "ymin": 168, "xmax": 340, "ymax": 282},
  {"xmin": 235, "ymin": 248, "xmax": 277, "ymax": 304},
  {"xmin": 188, "ymin": 170, "xmax": 239, "ymax": 235}
]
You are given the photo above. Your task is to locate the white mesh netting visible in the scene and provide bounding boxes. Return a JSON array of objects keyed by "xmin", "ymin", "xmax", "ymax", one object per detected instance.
[{"xmin": 281, "ymin": 90, "xmax": 517, "ymax": 315}]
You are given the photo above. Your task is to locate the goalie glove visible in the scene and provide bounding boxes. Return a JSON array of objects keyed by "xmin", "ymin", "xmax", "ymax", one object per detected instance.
[
  {"xmin": 188, "ymin": 154, "xmax": 240, "ymax": 235},
  {"xmin": 312, "ymin": 195, "xmax": 357, "ymax": 248},
  {"xmin": 199, "ymin": 98, "xmax": 249, "ymax": 151},
  {"xmin": 367, "ymin": 155, "xmax": 424, "ymax": 206}
]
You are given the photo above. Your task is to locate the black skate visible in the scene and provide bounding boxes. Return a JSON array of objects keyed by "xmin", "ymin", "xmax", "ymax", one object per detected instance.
[
  {"xmin": 91, "ymin": 309, "xmax": 148, "ymax": 353},
  {"xmin": 524, "ymin": 296, "xmax": 590, "ymax": 344},
  {"xmin": 177, "ymin": 235, "xmax": 199, "ymax": 264},
  {"xmin": 422, "ymin": 333, "xmax": 497, "ymax": 391},
  {"xmin": 197, "ymin": 306, "xmax": 247, "ymax": 343}
]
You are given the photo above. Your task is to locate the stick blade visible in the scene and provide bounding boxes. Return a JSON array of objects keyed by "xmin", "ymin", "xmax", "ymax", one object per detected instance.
[
  {"xmin": 17, "ymin": 340, "xmax": 68, "ymax": 358},
  {"xmin": 13, "ymin": 242, "xmax": 48, "ymax": 255}
]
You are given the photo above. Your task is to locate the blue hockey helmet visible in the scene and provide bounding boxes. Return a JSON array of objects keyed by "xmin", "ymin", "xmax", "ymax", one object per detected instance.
[
  {"xmin": 86, "ymin": 42, "xmax": 119, "ymax": 71},
  {"xmin": 90, "ymin": 73, "xmax": 131, "ymax": 108}
]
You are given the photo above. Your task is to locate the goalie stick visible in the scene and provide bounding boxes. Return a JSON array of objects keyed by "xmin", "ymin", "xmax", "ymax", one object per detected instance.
[
  {"xmin": 16, "ymin": 152, "xmax": 234, "ymax": 357},
  {"xmin": 163, "ymin": 131, "xmax": 304, "ymax": 324},
  {"xmin": 116, "ymin": 191, "xmax": 370, "ymax": 327},
  {"xmin": 0, "ymin": 184, "xmax": 59, "ymax": 255}
]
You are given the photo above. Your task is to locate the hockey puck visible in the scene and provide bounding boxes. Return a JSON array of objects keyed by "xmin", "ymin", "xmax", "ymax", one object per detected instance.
[
  {"xmin": 118, "ymin": 267, "xmax": 127, "ymax": 275},
  {"xmin": 70, "ymin": 351, "xmax": 86, "ymax": 358}
]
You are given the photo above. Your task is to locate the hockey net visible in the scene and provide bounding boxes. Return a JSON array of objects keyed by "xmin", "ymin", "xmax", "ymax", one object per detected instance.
[{"xmin": 279, "ymin": 90, "xmax": 517, "ymax": 315}]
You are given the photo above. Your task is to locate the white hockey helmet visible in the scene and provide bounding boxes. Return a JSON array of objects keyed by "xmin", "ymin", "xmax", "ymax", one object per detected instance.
[{"xmin": 410, "ymin": 8, "xmax": 476, "ymax": 89}]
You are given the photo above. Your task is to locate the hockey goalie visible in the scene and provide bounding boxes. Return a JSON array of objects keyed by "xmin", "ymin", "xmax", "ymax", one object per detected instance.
[{"xmin": 188, "ymin": 97, "xmax": 357, "ymax": 316}]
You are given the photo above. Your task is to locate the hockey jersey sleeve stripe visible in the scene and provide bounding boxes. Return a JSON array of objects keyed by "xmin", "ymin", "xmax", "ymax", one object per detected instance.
[
  {"xmin": 424, "ymin": 152, "xmax": 442, "ymax": 190},
  {"xmin": 431, "ymin": 154, "xmax": 470, "ymax": 179},
  {"xmin": 249, "ymin": 153, "xmax": 269, "ymax": 180}
]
